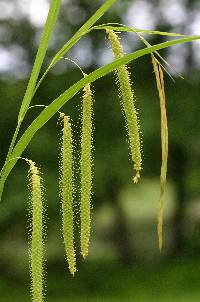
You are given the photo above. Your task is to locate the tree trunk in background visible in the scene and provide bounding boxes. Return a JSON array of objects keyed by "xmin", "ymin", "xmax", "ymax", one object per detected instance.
[{"xmin": 170, "ymin": 144, "xmax": 188, "ymax": 256}]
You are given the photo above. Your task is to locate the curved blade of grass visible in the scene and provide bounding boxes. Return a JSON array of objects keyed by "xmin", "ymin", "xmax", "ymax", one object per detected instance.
[
  {"xmin": 0, "ymin": 35, "xmax": 200, "ymax": 201},
  {"xmin": 92, "ymin": 24, "xmax": 185, "ymax": 37},
  {"xmin": 34, "ymin": 0, "xmax": 117, "ymax": 94},
  {"xmin": 6, "ymin": 0, "xmax": 62, "ymax": 161}
]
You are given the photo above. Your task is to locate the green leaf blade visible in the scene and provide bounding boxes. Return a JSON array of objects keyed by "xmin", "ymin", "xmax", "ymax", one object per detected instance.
[
  {"xmin": 6, "ymin": 0, "xmax": 62, "ymax": 164},
  {"xmin": 35, "ymin": 0, "xmax": 117, "ymax": 93},
  {"xmin": 93, "ymin": 24, "xmax": 185, "ymax": 37},
  {"xmin": 0, "ymin": 35, "xmax": 200, "ymax": 200},
  {"xmin": 18, "ymin": 0, "xmax": 62, "ymax": 124}
]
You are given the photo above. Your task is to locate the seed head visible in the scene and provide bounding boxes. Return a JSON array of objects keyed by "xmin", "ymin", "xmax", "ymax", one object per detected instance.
[
  {"xmin": 107, "ymin": 30, "xmax": 142, "ymax": 182},
  {"xmin": 27, "ymin": 160, "xmax": 44, "ymax": 302},
  {"xmin": 80, "ymin": 83, "xmax": 93, "ymax": 259},
  {"xmin": 59, "ymin": 113, "xmax": 76, "ymax": 275}
]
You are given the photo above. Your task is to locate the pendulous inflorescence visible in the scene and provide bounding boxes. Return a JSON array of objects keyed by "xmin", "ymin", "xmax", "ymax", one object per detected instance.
[
  {"xmin": 59, "ymin": 113, "xmax": 76, "ymax": 276},
  {"xmin": 107, "ymin": 29, "xmax": 142, "ymax": 183},
  {"xmin": 152, "ymin": 55, "xmax": 168, "ymax": 251},
  {"xmin": 80, "ymin": 83, "xmax": 93, "ymax": 259},
  {"xmin": 27, "ymin": 159, "xmax": 45, "ymax": 302}
]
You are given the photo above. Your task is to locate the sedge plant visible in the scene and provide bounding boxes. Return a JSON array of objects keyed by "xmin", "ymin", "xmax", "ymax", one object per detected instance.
[{"xmin": 0, "ymin": 0, "xmax": 200, "ymax": 301}]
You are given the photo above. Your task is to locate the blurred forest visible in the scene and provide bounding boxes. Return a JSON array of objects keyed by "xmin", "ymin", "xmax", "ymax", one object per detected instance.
[{"xmin": 0, "ymin": 0, "xmax": 200, "ymax": 301}]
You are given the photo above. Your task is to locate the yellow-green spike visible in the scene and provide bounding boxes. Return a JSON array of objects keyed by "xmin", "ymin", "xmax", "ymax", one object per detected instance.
[
  {"xmin": 59, "ymin": 113, "xmax": 76, "ymax": 275},
  {"xmin": 80, "ymin": 83, "xmax": 93, "ymax": 259},
  {"xmin": 107, "ymin": 30, "xmax": 142, "ymax": 183},
  {"xmin": 27, "ymin": 160, "xmax": 44, "ymax": 302}
]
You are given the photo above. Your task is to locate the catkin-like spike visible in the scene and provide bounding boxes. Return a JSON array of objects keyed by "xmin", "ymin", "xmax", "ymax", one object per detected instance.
[
  {"xmin": 59, "ymin": 113, "xmax": 76, "ymax": 276},
  {"xmin": 107, "ymin": 30, "xmax": 142, "ymax": 183},
  {"xmin": 80, "ymin": 83, "xmax": 93, "ymax": 259},
  {"xmin": 27, "ymin": 160, "xmax": 44, "ymax": 302},
  {"xmin": 152, "ymin": 55, "xmax": 168, "ymax": 251}
]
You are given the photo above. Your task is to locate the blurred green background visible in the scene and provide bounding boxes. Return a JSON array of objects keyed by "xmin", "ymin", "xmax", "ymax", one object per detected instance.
[{"xmin": 0, "ymin": 0, "xmax": 200, "ymax": 301}]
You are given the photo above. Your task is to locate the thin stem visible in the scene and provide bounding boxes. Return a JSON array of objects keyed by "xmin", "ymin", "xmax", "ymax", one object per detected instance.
[
  {"xmin": 64, "ymin": 57, "xmax": 85, "ymax": 76},
  {"xmin": 3, "ymin": 123, "xmax": 21, "ymax": 171}
]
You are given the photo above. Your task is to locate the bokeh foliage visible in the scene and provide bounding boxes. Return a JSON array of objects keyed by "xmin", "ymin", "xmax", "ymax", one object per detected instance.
[{"xmin": 0, "ymin": 0, "xmax": 200, "ymax": 300}]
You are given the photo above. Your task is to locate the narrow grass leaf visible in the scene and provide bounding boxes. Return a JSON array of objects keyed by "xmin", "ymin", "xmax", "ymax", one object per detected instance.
[
  {"xmin": 93, "ymin": 24, "xmax": 185, "ymax": 37},
  {"xmin": 18, "ymin": 0, "xmax": 61, "ymax": 123},
  {"xmin": 35, "ymin": 0, "xmax": 117, "ymax": 93},
  {"xmin": 0, "ymin": 35, "xmax": 200, "ymax": 200},
  {"xmin": 6, "ymin": 0, "xmax": 62, "ymax": 164}
]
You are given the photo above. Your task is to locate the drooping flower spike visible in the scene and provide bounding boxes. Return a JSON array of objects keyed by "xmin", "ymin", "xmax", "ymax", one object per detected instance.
[
  {"xmin": 80, "ymin": 82, "xmax": 94, "ymax": 259},
  {"xmin": 59, "ymin": 113, "xmax": 76, "ymax": 275},
  {"xmin": 107, "ymin": 29, "xmax": 142, "ymax": 183}
]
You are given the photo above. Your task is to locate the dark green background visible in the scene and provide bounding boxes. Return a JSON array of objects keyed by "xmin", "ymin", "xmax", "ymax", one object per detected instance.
[{"xmin": 0, "ymin": 0, "xmax": 200, "ymax": 301}]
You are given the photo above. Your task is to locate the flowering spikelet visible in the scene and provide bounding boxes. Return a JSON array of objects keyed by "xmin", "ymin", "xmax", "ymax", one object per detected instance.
[
  {"xmin": 80, "ymin": 83, "xmax": 93, "ymax": 259},
  {"xmin": 152, "ymin": 55, "xmax": 168, "ymax": 251},
  {"xmin": 107, "ymin": 29, "xmax": 142, "ymax": 183},
  {"xmin": 59, "ymin": 113, "xmax": 76, "ymax": 276},
  {"xmin": 27, "ymin": 159, "xmax": 44, "ymax": 302}
]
